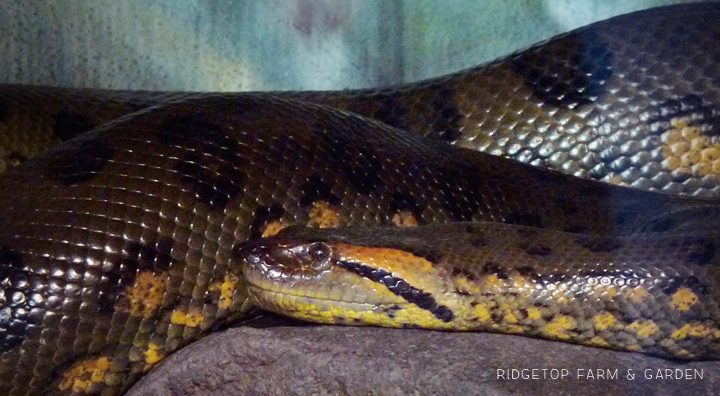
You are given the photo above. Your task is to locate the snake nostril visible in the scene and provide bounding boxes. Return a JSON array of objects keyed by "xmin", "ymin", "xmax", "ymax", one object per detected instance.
[{"xmin": 246, "ymin": 250, "xmax": 263, "ymax": 265}]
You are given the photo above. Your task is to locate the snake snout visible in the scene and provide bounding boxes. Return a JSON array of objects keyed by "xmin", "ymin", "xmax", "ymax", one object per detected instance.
[{"xmin": 237, "ymin": 238, "xmax": 335, "ymax": 282}]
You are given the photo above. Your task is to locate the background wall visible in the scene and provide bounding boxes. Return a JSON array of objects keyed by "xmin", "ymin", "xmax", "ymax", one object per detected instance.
[{"xmin": 0, "ymin": 0, "xmax": 708, "ymax": 92}]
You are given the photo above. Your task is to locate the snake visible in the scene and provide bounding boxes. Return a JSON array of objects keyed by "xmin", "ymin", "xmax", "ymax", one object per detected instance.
[
  {"xmin": 239, "ymin": 222, "xmax": 720, "ymax": 360},
  {"xmin": 1, "ymin": 3, "xmax": 720, "ymax": 395}
]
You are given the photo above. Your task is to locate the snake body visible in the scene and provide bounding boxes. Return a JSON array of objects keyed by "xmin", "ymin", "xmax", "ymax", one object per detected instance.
[
  {"xmin": 1, "ymin": 3, "xmax": 720, "ymax": 395},
  {"xmin": 240, "ymin": 223, "xmax": 720, "ymax": 360}
]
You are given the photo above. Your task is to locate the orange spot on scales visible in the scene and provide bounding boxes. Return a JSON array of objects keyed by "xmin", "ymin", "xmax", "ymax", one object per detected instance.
[
  {"xmin": 391, "ymin": 211, "xmax": 418, "ymax": 227},
  {"xmin": 58, "ymin": 357, "xmax": 111, "ymax": 392},
  {"xmin": 307, "ymin": 201, "xmax": 341, "ymax": 228},
  {"xmin": 143, "ymin": 343, "xmax": 164, "ymax": 372},
  {"xmin": 208, "ymin": 273, "xmax": 240, "ymax": 310},
  {"xmin": 670, "ymin": 288, "xmax": 699, "ymax": 311},
  {"xmin": 115, "ymin": 270, "xmax": 168, "ymax": 318},
  {"xmin": 171, "ymin": 308, "xmax": 204, "ymax": 327},
  {"xmin": 262, "ymin": 220, "xmax": 287, "ymax": 237}
]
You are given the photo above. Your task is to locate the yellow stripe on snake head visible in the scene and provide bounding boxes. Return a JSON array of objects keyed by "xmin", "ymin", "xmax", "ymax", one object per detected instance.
[{"xmin": 331, "ymin": 243, "xmax": 444, "ymax": 290}]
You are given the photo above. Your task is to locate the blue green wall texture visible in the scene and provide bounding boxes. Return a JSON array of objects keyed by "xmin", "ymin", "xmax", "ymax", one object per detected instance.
[{"xmin": 0, "ymin": 0, "xmax": 706, "ymax": 91}]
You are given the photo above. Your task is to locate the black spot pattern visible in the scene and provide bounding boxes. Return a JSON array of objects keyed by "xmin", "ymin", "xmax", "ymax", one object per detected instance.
[
  {"xmin": 514, "ymin": 264, "xmax": 571, "ymax": 285},
  {"xmin": 96, "ymin": 270, "xmax": 123, "ymax": 315},
  {"xmin": 5, "ymin": 152, "xmax": 28, "ymax": 165},
  {"xmin": 299, "ymin": 175, "xmax": 341, "ymax": 207},
  {"xmin": 573, "ymin": 235, "xmax": 623, "ymax": 253},
  {"xmin": 613, "ymin": 210, "xmax": 640, "ymax": 230},
  {"xmin": 674, "ymin": 237, "xmax": 716, "ymax": 266},
  {"xmin": 661, "ymin": 276, "xmax": 705, "ymax": 296},
  {"xmin": 542, "ymin": 273, "xmax": 569, "ymax": 285},
  {"xmin": 158, "ymin": 115, "xmax": 225, "ymax": 146},
  {"xmin": 481, "ymin": 261, "xmax": 509, "ymax": 280},
  {"xmin": 504, "ymin": 212, "xmax": 544, "ymax": 228},
  {"xmin": 470, "ymin": 238, "xmax": 488, "ymax": 248},
  {"xmin": 438, "ymin": 167, "xmax": 482, "ymax": 221},
  {"xmin": 372, "ymin": 92, "xmax": 409, "ymax": 132},
  {"xmin": 336, "ymin": 260, "xmax": 454, "ymax": 322},
  {"xmin": 522, "ymin": 244, "xmax": 553, "ymax": 257},
  {"xmin": 249, "ymin": 204, "xmax": 285, "ymax": 239},
  {"xmin": 159, "ymin": 115, "xmax": 245, "ymax": 210},
  {"xmin": 0, "ymin": 247, "xmax": 31, "ymax": 352},
  {"xmin": 412, "ymin": 249, "xmax": 445, "ymax": 265},
  {"xmin": 511, "ymin": 30, "xmax": 612, "ymax": 108},
  {"xmin": 429, "ymin": 87, "xmax": 463, "ymax": 142},
  {"xmin": 647, "ymin": 94, "xmax": 720, "ymax": 136},
  {"xmin": 124, "ymin": 237, "xmax": 176, "ymax": 271},
  {"xmin": 515, "ymin": 265, "xmax": 540, "ymax": 279},
  {"xmin": 318, "ymin": 129, "xmax": 383, "ymax": 195},
  {"xmin": 640, "ymin": 216, "xmax": 677, "ymax": 233},
  {"xmin": 52, "ymin": 111, "xmax": 96, "ymax": 141},
  {"xmin": 46, "ymin": 140, "xmax": 116, "ymax": 185},
  {"xmin": 388, "ymin": 192, "xmax": 424, "ymax": 225},
  {"xmin": 378, "ymin": 304, "xmax": 402, "ymax": 319},
  {"xmin": 0, "ymin": 98, "xmax": 7, "ymax": 122}
]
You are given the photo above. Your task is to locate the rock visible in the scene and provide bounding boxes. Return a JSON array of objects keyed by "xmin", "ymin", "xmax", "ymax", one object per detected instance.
[{"xmin": 127, "ymin": 316, "xmax": 719, "ymax": 396}]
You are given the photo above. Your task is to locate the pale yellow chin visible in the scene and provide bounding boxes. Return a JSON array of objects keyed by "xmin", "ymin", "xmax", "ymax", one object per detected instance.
[
  {"xmin": 246, "ymin": 284, "xmax": 459, "ymax": 330},
  {"xmin": 242, "ymin": 266, "xmax": 405, "ymax": 306}
]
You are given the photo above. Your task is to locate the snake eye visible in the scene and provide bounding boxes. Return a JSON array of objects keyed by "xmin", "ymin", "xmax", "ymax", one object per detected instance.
[{"xmin": 307, "ymin": 242, "xmax": 331, "ymax": 268}]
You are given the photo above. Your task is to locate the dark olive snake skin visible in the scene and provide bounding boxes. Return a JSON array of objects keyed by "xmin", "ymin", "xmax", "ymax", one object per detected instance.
[{"xmin": 2, "ymin": 3, "xmax": 720, "ymax": 395}]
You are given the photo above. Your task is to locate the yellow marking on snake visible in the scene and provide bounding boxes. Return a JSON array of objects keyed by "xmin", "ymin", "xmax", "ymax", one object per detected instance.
[
  {"xmin": 307, "ymin": 200, "xmax": 341, "ymax": 228},
  {"xmin": 624, "ymin": 286, "xmax": 648, "ymax": 302},
  {"xmin": 509, "ymin": 274, "xmax": 535, "ymax": 295},
  {"xmin": 591, "ymin": 285, "xmax": 618, "ymax": 300},
  {"xmin": 171, "ymin": 308, "xmax": 204, "ymax": 327},
  {"xmin": 593, "ymin": 312, "xmax": 617, "ymax": 331},
  {"xmin": 542, "ymin": 315, "xmax": 577, "ymax": 339},
  {"xmin": 115, "ymin": 270, "xmax": 168, "ymax": 318},
  {"xmin": 672, "ymin": 324, "xmax": 720, "ymax": 340},
  {"xmin": 588, "ymin": 337, "xmax": 611, "ymax": 347},
  {"xmin": 660, "ymin": 117, "xmax": 720, "ymax": 177},
  {"xmin": 391, "ymin": 210, "xmax": 419, "ymax": 227},
  {"xmin": 527, "ymin": 307, "xmax": 542, "ymax": 320},
  {"xmin": 143, "ymin": 343, "xmax": 164, "ymax": 371},
  {"xmin": 262, "ymin": 220, "xmax": 288, "ymax": 237},
  {"xmin": 59, "ymin": 357, "xmax": 111, "ymax": 393},
  {"xmin": 628, "ymin": 320, "xmax": 660, "ymax": 339},
  {"xmin": 671, "ymin": 288, "xmax": 699, "ymax": 311},
  {"xmin": 474, "ymin": 304, "xmax": 492, "ymax": 322},
  {"xmin": 504, "ymin": 311, "xmax": 519, "ymax": 324},
  {"xmin": 209, "ymin": 273, "xmax": 240, "ymax": 310}
]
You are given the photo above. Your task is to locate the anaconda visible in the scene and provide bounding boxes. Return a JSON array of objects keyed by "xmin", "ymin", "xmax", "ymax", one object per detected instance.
[
  {"xmin": 1, "ymin": 3, "xmax": 720, "ymax": 395},
  {"xmin": 239, "ymin": 223, "xmax": 720, "ymax": 360}
]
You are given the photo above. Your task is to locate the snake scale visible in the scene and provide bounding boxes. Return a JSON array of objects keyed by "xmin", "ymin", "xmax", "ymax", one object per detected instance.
[{"xmin": 2, "ymin": 3, "xmax": 720, "ymax": 395}]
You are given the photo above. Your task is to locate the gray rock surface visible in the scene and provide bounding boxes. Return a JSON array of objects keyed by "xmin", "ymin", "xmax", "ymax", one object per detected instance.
[{"xmin": 127, "ymin": 315, "xmax": 719, "ymax": 396}]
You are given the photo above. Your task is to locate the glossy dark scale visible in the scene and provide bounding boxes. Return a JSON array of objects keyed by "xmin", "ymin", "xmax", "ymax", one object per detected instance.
[{"xmin": 0, "ymin": 247, "xmax": 32, "ymax": 352}]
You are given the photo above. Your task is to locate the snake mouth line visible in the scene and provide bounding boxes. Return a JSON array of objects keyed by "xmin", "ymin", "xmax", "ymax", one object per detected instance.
[{"xmin": 246, "ymin": 282, "xmax": 398, "ymax": 307}]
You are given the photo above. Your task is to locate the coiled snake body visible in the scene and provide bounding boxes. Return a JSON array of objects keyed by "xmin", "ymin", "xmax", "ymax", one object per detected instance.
[{"xmin": 2, "ymin": 3, "xmax": 720, "ymax": 395}]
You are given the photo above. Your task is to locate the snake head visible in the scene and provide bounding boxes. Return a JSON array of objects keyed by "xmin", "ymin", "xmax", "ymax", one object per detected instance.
[{"xmin": 234, "ymin": 226, "xmax": 415, "ymax": 323}]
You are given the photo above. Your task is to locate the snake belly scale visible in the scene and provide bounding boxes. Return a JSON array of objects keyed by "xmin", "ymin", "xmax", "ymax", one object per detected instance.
[{"xmin": 1, "ymin": 3, "xmax": 720, "ymax": 395}]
